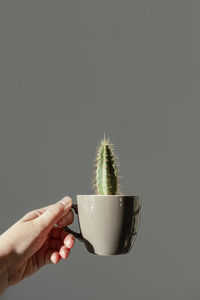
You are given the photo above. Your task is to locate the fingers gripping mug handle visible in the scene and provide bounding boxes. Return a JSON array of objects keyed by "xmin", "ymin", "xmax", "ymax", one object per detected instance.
[{"xmin": 63, "ymin": 204, "xmax": 84, "ymax": 242}]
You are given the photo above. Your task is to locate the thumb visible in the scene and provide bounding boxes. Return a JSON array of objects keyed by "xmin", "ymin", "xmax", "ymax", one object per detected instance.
[{"xmin": 38, "ymin": 196, "xmax": 72, "ymax": 229}]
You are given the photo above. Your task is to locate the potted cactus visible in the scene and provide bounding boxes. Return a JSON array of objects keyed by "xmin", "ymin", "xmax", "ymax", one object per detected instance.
[{"xmin": 64, "ymin": 136, "xmax": 141, "ymax": 255}]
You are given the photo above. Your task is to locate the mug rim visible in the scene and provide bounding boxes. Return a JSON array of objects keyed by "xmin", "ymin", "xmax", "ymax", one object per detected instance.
[{"xmin": 77, "ymin": 195, "xmax": 142, "ymax": 197}]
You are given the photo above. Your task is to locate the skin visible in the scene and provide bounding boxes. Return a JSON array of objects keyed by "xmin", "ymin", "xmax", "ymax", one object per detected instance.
[{"xmin": 0, "ymin": 196, "xmax": 75, "ymax": 295}]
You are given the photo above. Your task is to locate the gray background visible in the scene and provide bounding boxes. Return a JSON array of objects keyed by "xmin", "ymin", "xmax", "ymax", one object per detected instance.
[{"xmin": 0, "ymin": 1, "xmax": 199, "ymax": 299}]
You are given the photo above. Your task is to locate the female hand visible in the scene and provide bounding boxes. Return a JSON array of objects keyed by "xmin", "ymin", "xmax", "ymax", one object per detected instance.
[{"xmin": 0, "ymin": 196, "xmax": 75, "ymax": 295}]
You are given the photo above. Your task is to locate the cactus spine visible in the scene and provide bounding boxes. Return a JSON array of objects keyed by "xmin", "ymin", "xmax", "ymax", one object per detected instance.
[{"xmin": 93, "ymin": 136, "xmax": 120, "ymax": 195}]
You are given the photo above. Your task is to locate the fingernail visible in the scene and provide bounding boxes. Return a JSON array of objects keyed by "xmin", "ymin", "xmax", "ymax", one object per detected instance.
[{"xmin": 59, "ymin": 196, "xmax": 72, "ymax": 207}]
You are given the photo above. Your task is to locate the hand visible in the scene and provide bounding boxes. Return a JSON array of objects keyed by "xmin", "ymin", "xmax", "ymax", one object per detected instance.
[{"xmin": 0, "ymin": 196, "xmax": 75, "ymax": 294}]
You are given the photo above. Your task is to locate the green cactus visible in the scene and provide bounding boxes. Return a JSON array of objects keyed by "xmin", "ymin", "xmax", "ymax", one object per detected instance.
[{"xmin": 92, "ymin": 136, "xmax": 120, "ymax": 195}]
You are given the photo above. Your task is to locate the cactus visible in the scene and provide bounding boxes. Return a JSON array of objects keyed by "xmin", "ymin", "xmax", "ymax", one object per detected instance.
[{"xmin": 92, "ymin": 136, "xmax": 120, "ymax": 195}]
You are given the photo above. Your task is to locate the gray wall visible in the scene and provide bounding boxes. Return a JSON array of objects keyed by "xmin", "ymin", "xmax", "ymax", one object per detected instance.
[{"xmin": 0, "ymin": 1, "xmax": 200, "ymax": 299}]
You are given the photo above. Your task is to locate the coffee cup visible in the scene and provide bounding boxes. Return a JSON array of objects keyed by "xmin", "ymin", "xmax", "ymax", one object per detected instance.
[{"xmin": 64, "ymin": 195, "xmax": 141, "ymax": 256}]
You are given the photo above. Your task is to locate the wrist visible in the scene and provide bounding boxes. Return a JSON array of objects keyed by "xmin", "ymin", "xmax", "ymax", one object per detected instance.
[
  {"xmin": 0, "ymin": 241, "xmax": 9, "ymax": 295},
  {"xmin": 0, "ymin": 230, "xmax": 18, "ymax": 294}
]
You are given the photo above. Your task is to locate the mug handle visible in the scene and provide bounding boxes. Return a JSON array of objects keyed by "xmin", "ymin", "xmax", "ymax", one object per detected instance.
[{"xmin": 63, "ymin": 204, "xmax": 84, "ymax": 242}]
